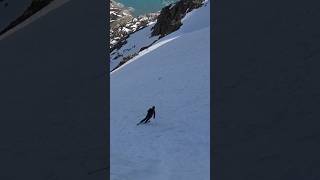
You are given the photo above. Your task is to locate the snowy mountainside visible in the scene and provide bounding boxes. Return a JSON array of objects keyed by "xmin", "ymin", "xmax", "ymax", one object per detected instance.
[
  {"xmin": 110, "ymin": 0, "xmax": 159, "ymax": 49},
  {"xmin": 110, "ymin": 22, "xmax": 159, "ymax": 71},
  {"xmin": 110, "ymin": 0, "xmax": 205, "ymax": 72},
  {"xmin": 110, "ymin": 0, "xmax": 133, "ymax": 24},
  {"xmin": 111, "ymin": 0, "xmax": 210, "ymax": 180}
]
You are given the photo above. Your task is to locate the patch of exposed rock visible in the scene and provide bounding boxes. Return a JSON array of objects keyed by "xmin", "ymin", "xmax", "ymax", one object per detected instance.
[
  {"xmin": 110, "ymin": 0, "xmax": 206, "ymax": 72},
  {"xmin": 110, "ymin": 0, "xmax": 159, "ymax": 50},
  {"xmin": 151, "ymin": 0, "xmax": 204, "ymax": 37}
]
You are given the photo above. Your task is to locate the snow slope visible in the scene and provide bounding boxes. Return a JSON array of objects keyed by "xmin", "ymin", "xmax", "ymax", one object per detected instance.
[
  {"xmin": 111, "ymin": 1, "xmax": 210, "ymax": 179},
  {"xmin": 0, "ymin": 0, "xmax": 107, "ymax": 179},
  {"xmin": 110, "ymin": 23, "xmax": 159, "ymax": 71}
]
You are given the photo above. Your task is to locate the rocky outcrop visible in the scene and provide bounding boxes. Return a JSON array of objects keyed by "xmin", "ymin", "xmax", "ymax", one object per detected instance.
[
  {"xmin": 110, "ymin": 1, "xmax": 133, "ymax": 49},
  {"xmin": 151, "ymin": 0, "xmax": 204, "ymax": 37},
  {"xmin": 110, "ymin": 12, "xmax": 159, "ymax": 50},
  {"xmin": 110, "ymin": 0, "xmax": 159, "ymax": 50},
  {"xmin": 110, "ymin": 0, "xmax": 207, "ymax": 71},
  {"xmin": 110, "ymin": 0, "xmax": 133, "ymax": 25}
]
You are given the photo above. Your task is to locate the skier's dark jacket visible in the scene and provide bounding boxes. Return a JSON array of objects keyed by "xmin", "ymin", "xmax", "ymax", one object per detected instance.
[
  {"xmin": 147, "ymin": 107, "xmax": 156, "ymax": 119},
  {"xmin": 137, "ymin": 106, "xmax": 156, "ymax": 125}
]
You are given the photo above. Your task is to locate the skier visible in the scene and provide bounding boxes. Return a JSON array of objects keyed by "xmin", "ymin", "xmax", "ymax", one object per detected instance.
[{"xmin": 137, "ymin": 106, "xmax": 156, "ymax": 125}]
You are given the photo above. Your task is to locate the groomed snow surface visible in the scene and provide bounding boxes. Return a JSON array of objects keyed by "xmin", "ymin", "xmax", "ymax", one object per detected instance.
[{"xmin": 111, "ymin": 1, "xmax": 210, "ymax": 180}]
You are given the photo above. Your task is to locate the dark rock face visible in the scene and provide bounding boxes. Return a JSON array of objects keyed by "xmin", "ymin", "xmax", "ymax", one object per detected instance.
[
  {"xmin": 110, "ymin": 0, "xmax": 206, "ymax": 72},
  {"xmin": 110, "ymin": 3, "xmax": 158, "ymax": 50},
  {"xmin": 151, "ymin": 0, "xmax": 204, "ymax": 37}
]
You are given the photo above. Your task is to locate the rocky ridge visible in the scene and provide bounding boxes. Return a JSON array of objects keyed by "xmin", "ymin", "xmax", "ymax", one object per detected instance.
[
  {"xmin": 152, "ymin": 0, "xmax": 204, "ymax": 37},
  {"xmin": 110, "ymin": 0, "xmax": 206, "ymax": 72},
  {"xmin": 110, "ymin": 0, "xmax": 159, "ymax": 50}
]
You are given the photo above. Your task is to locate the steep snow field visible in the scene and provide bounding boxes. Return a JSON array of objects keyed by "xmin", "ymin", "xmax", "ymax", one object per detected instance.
[
  {"xmin": 111, "ymin": 1, "xmax": 210, "ymax": 180},
  {"xmin": 110, "ymin": 23, "xmax": 159, "ymax": 71}
]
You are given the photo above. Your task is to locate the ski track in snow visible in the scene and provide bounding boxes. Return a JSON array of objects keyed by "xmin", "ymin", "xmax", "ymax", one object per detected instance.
[{"xmin": 111, "ymin": 1, "xmax": 210, "ymax": 180}]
